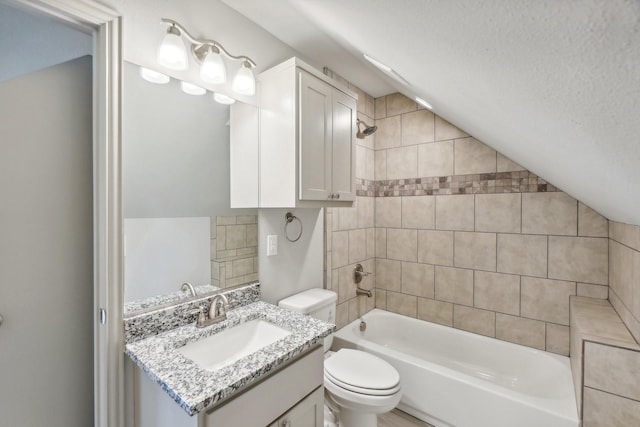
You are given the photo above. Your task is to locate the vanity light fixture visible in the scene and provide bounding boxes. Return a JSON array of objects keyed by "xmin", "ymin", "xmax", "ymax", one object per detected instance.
[
  {"xmin": 213, "ymin": 92, "xmax": 236, "ymax": 105},
  {"xmin": 180, "ymin": 81, "xmax": 206, "ymax": 95},
  {"xmin": 363, "ymin": 53, "xmax": 410, "ymax": 86},
  {"xmin": 415, "ymin": 96, "xmax": 433, "ymax": 110},
  {"xmin": 157, "ymin": 18, "xmax": 257, "ymax": 96},
  {"xmin": 157, "ymin": 24, "xmax": 189, "ymax": 70},
  {"xmin": 139, "ymin": 67, "xmax": 170, "ymax": 84}
]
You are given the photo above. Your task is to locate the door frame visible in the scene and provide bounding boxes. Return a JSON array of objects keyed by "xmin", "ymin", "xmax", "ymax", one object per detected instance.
[{"xmin": 9, "ymin": 1, "xmax": 124, "ymax": 426}]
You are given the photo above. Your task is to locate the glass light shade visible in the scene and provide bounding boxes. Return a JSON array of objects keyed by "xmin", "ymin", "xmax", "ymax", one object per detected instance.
[
  {"xmin": 213, "ymin": 92, "xmax": 236, "ymax": 105},
  {"xmin": 232, "ymin": 63, "xmax": 255, "ymax": 96},
  {"xmin": 200, "ymin": 49, "xmax": 226, "ymax": 84},
  {"xmin": 157, "ymin": 28, "xmax": 188, "ymax": 70},
  {"xmin": 180, "ymin": 81, "xmax": 206, "ymax": 95},
  {"xmin": 139, "ymin": 67, "xmax": 170, "ymax": 84}
]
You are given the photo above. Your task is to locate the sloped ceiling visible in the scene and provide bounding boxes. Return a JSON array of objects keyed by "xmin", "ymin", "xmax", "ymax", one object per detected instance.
[{"xmin": 225, "ymin": 0, "xmax": 640, "ymax": 225}]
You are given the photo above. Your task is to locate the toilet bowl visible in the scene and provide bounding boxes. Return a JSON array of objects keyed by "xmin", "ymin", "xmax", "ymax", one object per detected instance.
[{"xmin": 279, "ymin": 289, "xmax": 402, "ymax": 427}]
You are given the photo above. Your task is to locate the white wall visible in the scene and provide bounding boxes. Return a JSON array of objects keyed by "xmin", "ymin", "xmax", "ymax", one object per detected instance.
[
  {"xmin": 0, "ymin": 3, "xmax": 92, "ymax": 83},
  {"xmin": 259, "ymin": 209, "xmax": 325, "ymax": 304},
  {"xmin": 0, "ymin": 56, "xmax": 94, "ymax": 426}
]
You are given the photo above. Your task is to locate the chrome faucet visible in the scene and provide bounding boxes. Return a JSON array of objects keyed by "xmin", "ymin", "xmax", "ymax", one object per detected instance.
[
  {"xmin": 181, "ymin": 282, "xmax": 197, "ymax": 296},
  {"xmin": 190, "ymin": 293, "xmax": 229, "ymax": 328}
]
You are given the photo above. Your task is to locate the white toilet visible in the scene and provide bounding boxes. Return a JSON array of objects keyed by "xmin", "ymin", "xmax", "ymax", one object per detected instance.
[{"xmin": 279, "ymin": 289, "xmax": 402, "ymax": 427}]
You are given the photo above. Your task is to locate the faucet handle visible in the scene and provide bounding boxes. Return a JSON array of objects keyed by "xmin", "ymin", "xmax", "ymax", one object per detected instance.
[
  {"xmin": 353, "ymin": 263, "xmax": 372, "ymax": 284},
  {"xmin": 188, "ymin": 306, "xmax": 207, "ymax": 326}
]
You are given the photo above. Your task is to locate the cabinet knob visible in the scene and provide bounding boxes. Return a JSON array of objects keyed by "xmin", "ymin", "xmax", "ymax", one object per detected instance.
[
  {"xmin": 328, "ymin": 194, "xmax": 334, "ymax": 199},
  {"xmin": 335, "ymin": 193, "xmax": 340, "ymax": 199}
]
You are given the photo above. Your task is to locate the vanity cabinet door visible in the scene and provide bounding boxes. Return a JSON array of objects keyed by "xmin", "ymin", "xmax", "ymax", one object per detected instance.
[
  {"xmin": 271, "ymin": 386, "xmax": 324, "ymax": 427},
  {"xmin": 330, "ymin": 88, "xmax": 356, "ymax": 202}
]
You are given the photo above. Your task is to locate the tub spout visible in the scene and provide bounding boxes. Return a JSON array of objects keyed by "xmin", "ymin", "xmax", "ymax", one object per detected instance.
[{"xmin": 356, "ymin": 287, "xmax": 372, "ymax": 297}]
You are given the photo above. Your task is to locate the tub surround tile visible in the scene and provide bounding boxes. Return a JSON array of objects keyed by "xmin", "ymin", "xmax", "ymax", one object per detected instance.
[
  {"xmin": 577, "ymin": 283, "xmax": 608, "ymax": 299},
  {"xmin": 375, "ymin": 289, "xmax": 387, "ymax": 310},
  {"xmin": 521, "ymin": 277, "xmax": 575, "ymax": 325},
  {"xmin": 417, "ymin": 297, "xmax": 453, "ymax": 327},
  {"xmin": 435, "ymin": 195, "xmax": 475, "ymax": 231},
  {"xmin": 475, "ymin": 193, "xmax": 521, "ymax": 233},
  {"xmin": 609, "ymin": 221, "xmax": 640, "ymax": 251},
  {"xmin": 546, "ymin": 323, "xmax": 570, "ymax": 356},
  {"xmin": 522, "ymin": 192, "xmax": 578, "ymax": 236},
  {"xmin": 496, "ymin": 153, "xmax": 525, "ymax": 172},
  {"xmin": 402, "ymin": 262, "xmax": 435, "ymax": 299},
  {"xmin": 375, "ymin": 149, "xmax": 387, "ymax": 180},
  {"xmin": 453, "ymin": 305, "xmax": 495, "ymax": 337},
  {"xmin": 386, "ymin": 93, "xmax": 418, "ymax": 116},
  {"xmin": 497, "ymin": 233, "xmax": 547, "ymax": 277},
  {"xmin": 402, "ymin": 109, "xmax": 435, "ymax": 145},
  {"xmin": 402, "ymin": 196, "xmax": 435, "ymax": 229},
  {"xmin": 578, "ymin": 203, "xmax": 608, "ymax": 237},
  {"xmin": 387, "ymin": 228, "xmax": 418, "ymax": 262},
  {"xmin": 548, "ymin": 236, "xmax": 608, "ymax": 285},
  {"xmin": 374, "ymin": 96, "xmax": 386, "ymax": 120},
  {"xmin": 435, "ymin": 116, "xmax": 467, "ymax": 141},
  {"xmin": 348, "ymin": 229, "xmax": 367, "ymax": 264},
  {"xmin": 332, "ymin": 231, "xmax": 349, "ymax": 268},
  {"xmin": 376, "ymin": 228, "xmax": 387, "ymax": 258},
  {"xmin": 375, "ymin": 115, "xmax": 402, "ymax": 150},
  {"xmin": 495, "ymin": 314, "xmax": 546, "ymax": 350},
  {"xmin": 376, "ymin": 258, "xmax": 402, "ymax": 292},
  {"xmin": 583, "ymin": 387, "xmax": 640, "ymax": 427},
  {"xmin": 336, "ymin": 302, "xmax": 349, "ymax": 329},
  {"xmin": 387, "ymin": 146, "xmax": 418, "ymax": 179},
  {"xmin": 474, "ymin": 271, "xmax": 520, "ymax": 315},
  {"xmin": 418, "ymin": 230, "xmax": 454, "ymax": 266},
  {"xmin": 435, "ymin": 266, "xmax": 474, "ymax": 306},
  {"xmin": 453, "ymin": 137, "xmax": 497, "ymax": 175},
  {"xmin": 387, "ymin": 292, "xmax": 418, "ymax": 318},
  {"xmin": 126, "ymin": 300, "xmax": 334, "ymax": 416},
  {"xmin": 358, "ymin": 196, "xmax": 375, "ymax": 228},
  {"xmin": 417, "ymin": 141, "xmax": 454, "ymax": 178},
  {"xmin": 376, "ymin": 197, "xmax": 402, "ymax": 228},
  {"xmin": 453, "ymin": 232, "xmax": 496, "ymax": 271},
  {"xmin": 584, "ymin": 342, "xmax": 640, "ymax": 402}
]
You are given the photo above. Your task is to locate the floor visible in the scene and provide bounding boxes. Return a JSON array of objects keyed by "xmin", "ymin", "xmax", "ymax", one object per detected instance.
[{"xmin": 378, "ymin": 409, "xmax": 434, "ymax": 427}]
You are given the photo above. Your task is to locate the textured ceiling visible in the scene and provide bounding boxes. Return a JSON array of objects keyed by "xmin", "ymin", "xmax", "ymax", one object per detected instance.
[{"xmin": 225, "ymin": 0, "xmax": 640, "ymax": 225}]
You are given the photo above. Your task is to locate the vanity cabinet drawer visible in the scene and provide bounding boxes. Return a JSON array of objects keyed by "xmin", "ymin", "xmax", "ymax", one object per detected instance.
[
  {"xmin": 268, "ymin": 386, "xmax": 323, "ymax": 427},
  {"xmin": 201, "ymin": 346, "xmax": 323, "ymax": 427}
]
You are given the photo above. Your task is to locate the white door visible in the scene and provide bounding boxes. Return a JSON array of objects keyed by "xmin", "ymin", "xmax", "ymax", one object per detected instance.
[
  {"xmin": 331, "ymin": 89, "xmax": 357, "ymax": 202},
  {"xmin": 0, "ymin": 57, "xmax": 94, "ymax": 426}
]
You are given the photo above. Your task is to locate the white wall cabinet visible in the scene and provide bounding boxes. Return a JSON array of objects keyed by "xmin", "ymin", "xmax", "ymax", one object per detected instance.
[{"xmin": 231, "ymin": 57, "xmax": 357, "ymax": 208}]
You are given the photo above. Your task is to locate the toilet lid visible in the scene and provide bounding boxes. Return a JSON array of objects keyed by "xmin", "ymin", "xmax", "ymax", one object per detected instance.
[{"xmin": 324, "ymin": 349, "xmax": 400, "ymax": 393}]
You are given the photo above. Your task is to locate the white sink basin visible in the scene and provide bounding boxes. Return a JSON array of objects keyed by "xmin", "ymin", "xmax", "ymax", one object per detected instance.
[{"xmin": 179, "ymin": 319, "xmax": 292, "ymax": 371}]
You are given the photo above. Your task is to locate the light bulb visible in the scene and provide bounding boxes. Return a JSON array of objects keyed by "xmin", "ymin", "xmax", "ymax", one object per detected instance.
[
  {"xmin": 139, "ymin": 67, "xmax": 170, "ymax": 84},
  {"xmin": 180, "ymin": 81, "xmax": 206, "ymax": 95},
  {"xmin": 232, "ymin": 62, "xmax": 255, "ymax": 96},
  {"xmin": 157, "ymin": 26, "xmax": 188, "ymax": 70},
  {"xmin": 200, "ymin": 47, "xmax": 226, "ymax": 84},
  {"xmin": 213, "ymin": 93, "xmax": 236, "ymax": 105}
]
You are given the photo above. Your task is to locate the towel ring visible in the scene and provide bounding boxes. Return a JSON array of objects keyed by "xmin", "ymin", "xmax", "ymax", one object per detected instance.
[{"xmin": 284, "ymin": 212, "xmax": 303, "ymax": 242}]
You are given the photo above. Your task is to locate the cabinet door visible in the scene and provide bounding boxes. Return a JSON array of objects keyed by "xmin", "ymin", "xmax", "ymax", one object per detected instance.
[
  {"xmin": 276, "ymin": 386, "xmax": 324, "ymax": 427},
  {"xmin": 331, "ymin": 89, "xmax": 357, "ymax": 202},
  {"xmin": 299, "ymin": 70, "xmax": 332, "ymax": 201}
]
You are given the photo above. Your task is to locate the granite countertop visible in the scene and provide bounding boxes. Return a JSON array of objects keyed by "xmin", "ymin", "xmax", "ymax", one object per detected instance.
[{"xmin": 125, "ymin": 300, "xmax": 335, "ymax": 416}]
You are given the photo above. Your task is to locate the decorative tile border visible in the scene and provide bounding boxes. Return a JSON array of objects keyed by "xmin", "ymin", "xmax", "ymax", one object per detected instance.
[{"xmin": 356, "ymin": 171, "xmax": 559, "ymax": 197}]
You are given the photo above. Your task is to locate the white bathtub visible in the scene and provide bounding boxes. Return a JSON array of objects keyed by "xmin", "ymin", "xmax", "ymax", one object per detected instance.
[{"xmin": 333, "ymin": 309, "xmax": 579, "ymax": 427}]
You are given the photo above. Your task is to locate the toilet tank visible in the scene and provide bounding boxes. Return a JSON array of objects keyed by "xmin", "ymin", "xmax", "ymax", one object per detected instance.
[{"xmin": 279, "ymin": 288, "xmax": 337, "ymax": 351}]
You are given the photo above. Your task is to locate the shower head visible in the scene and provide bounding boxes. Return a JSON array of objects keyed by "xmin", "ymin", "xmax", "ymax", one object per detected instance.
[{"xmin": 356, "ymin": 118, "xmax": 377, "ymax": 139}]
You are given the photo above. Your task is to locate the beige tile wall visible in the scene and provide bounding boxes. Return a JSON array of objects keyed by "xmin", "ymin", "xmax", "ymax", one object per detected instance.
[
  {"xmin": 608, "ymin": 221, "xmax": 640, "ymax": 342},
  {"xmin": 211, "ymin": 215, "xmax": 258, "ymax": 288},
  {"xmin": 324, "ymin": 70, "xmax": 376, "ymax": 328},
  {"xmin": 372, "ymin": 93, "xmax": 609, "ymax": 355}
]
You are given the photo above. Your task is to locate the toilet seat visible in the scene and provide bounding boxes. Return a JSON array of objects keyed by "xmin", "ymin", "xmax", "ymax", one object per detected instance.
[{"xmin": 324, "ymin": 349, "xmax": 400, "ymax": 396}]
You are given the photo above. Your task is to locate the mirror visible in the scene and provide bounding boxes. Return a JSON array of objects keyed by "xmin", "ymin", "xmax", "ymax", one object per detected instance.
[{"xmin": 122, "ymin": 61, "xmax": 258, "ymax": 315}]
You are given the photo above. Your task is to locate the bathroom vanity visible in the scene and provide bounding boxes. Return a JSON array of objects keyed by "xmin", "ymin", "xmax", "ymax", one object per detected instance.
[{"xmin": 125, "ymin": 287, "xmax": 334, "ymax": 427}]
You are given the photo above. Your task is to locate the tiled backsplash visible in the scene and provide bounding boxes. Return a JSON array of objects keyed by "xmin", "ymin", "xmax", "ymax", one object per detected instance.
[{"xmin": 211, "ymin": 215, "xmax": 258, "ymax": 288}]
